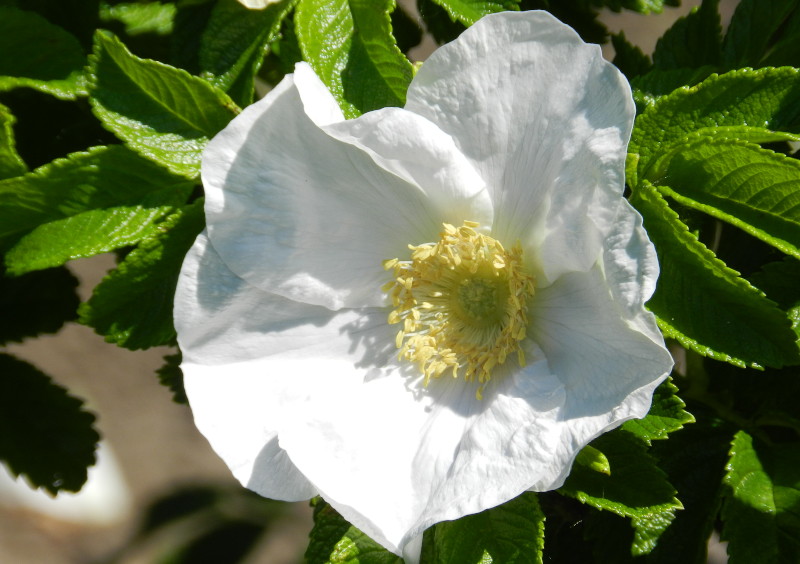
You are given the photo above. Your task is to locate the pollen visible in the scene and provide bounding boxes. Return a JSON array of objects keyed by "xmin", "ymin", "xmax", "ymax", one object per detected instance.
[{"xmin": 383, "ymin": 221, "xmax": 535, "ymax": 399}]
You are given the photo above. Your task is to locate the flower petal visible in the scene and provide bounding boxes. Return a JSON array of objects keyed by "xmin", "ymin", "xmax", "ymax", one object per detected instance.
[
  {"xmin": 406, "ymin": 11, "xmax": 635, "ymax": 284},
  {"xmin": 175, "ymin": 231, "xmax": 394, "ymax": 500},
  {"xmin": 202, "ymin": 66, "xmax": 491, "ymax": 311}
]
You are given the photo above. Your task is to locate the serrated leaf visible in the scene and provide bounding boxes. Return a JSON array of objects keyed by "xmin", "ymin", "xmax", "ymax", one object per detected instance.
[
  {"xmin": 306, "ymin": 499, "xmax": 403, "ymax": 564},
  {"xmin": 611, "ymin": 32, "xmax": 651, "ymax": 80},
  {"xmin": 200, "ymin": 0, "xmax": 294, "ymax": 106},
  {"xmin": 0, "ymin": 354, "xmax": 99, "ymax": 494},
  {"xmin": 722, "ymin": 0, "xmax": 799, "ymax": 69},
  {"xmin": 622, "ymin": 378, "xmax": 694, "ymax": 444},
  {"xmin": 417, "ymin": 0, "xmax": 466, "ymax": 45},
  {"xmin": 88, "ymin": 31, "xmax": 239, "ymax": 178},
  {"xmin": 655, "ymin": 138, "xmax": 800, "ymax": 260},
  {"xmin": 79, "ymin": 200, "xmax": 205, "ymax": 350},
  {"xmin": 295, "ymin": 0, "xmax": 414, "ymax": 118},
  {"xmin": 0, "ymin": 145, "xmax": 194, "ymax": 253},
  {"xmin": 157, "ymin": 351, "xmax": 187, "ymax": 404},
  {"xmin": 590, "ymin": 0, "xmax": 679, "ymax": 14},
  {"xmin": 430, "ymin": 492, "xmax": 545, "ymax": 564},
  {"xmin": 99, "ymin": 1, "xmax": 177, "ymax": 36},
  {"xmin": 629, "ymin": 67, "xmax": 800, "ymax": 186},
  {"xmin": 631, "ymin": 511, "xmax": 674, "ymax": 556},
  {"xmin": 0, "ymin": 265, "xmax": 79, "ymax": 345},
  {"xmin": 631, "ymin": 181, "xmax": 800, "ymax": 369},
  {"xmin": 574, "ymin": 444, "xmax": 611, "ymax": 475},
  {"xmin": 560, "ymin": 430, "xmax": 681, "ymax": 519},
  {"xmin": 652, "ymin": 0, "xmax": 722, "ymax": 71},
  {"xmin": 0, "ymin": 101, "xmax": 26, "ymax": 179},
  {"xmin": 0, "ymin": 6, "xmax": 87, "ymax": 99},
  {"xmin": 426, "ymin": 0, "xmax": 519, "ymax": 25},
  {"xmin": 630, "ymin": 67, "xmax": 715, "ymax": 112},
  {"xmin": 722, "ymin": 431, "xmax": 800, "ymax": 564}
]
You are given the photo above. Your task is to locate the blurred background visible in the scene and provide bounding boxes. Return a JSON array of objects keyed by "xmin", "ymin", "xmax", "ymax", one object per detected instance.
[{"xmin": 1, "ymin": 1, "xmax": 737, "ymax": 562}]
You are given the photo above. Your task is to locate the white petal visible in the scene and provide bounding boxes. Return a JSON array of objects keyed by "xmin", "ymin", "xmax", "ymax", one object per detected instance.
[
  {"xmin": 202, "ymin": 67, "xmax": 490, "ymax": 311},
  {"xmin": 279, "ymin": 341, "xmax": 575, "ymax": 557},
  {"xmin": 175, "ymin": 232, "xmax": 394, "ymax": 500},
  {"xmin": 406, "ymin": 11, "xmax": 635, "ymax": 284},
  {"xmin": 529, "ymin": 264, "xmax": 672, "ymax": 429},
  {"xmin": 236, "ymin": 0, "xmax": 279, "ymax": 8}
]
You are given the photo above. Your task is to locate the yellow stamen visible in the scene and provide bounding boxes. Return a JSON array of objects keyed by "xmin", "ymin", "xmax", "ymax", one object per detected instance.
[{"xmin": 384, "ymin": 221, "xmax": 535, "ymax": 399}]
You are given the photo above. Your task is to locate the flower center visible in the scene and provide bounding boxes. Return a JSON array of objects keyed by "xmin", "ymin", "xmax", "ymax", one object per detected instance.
[{"xmin": 382, "ymin": 221, "xmax": 535, "ymax": 399}]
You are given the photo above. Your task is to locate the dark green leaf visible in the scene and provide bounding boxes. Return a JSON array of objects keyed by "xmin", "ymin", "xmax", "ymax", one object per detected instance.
[
  {"xmin": 430, "ymin": 492, "xmax": 545, "ymax": 564},
  {"xmin": 391, "ymin": 3, "xmax": 423, "ymax": 54},
  {"xmin": 0, "ymin": 265, "xmax": 78, "ymax": 345},
  {"xmin": 560, "ymin": 430, "xmax": 681, "ymax": 519},
  {"xmin": 722, "ymin": 0, "xmax": 799, "ymax": 69},
  {"xmin": 306, "ymin": 499, "xmax": 403, "ymax": 564},
  {"xmin": 0, "ymin": 101, "xmax": 26, "ymax": 179},
  {"xmin": 0, "ymin": 6, "xmax": 87, "ymax": 99},
  {"xmin": 652, "ymin": 0, "xmax": 722, "ymax": 71},
  {"xmin": 88, "ymin": 31, "xmax": 239, "ymax": 178},
  {"xmin": 425, "ymin": 0, "xmax": 520, "ymax": 26},
  {"xmin": 417, "ymin": 0, "xmax": 466, "ymax": 45},
  {"xmin": 722, "ymin": 431, "xmax": 800, "ymax": 564},
  {"xmin": 79, "ymin": 200, "xmax": 205, "ymax": 350},
  {"xmin": 157, "ymin": 351, "xmax": 187, "ymax": 404},
  {"xmin": 0, "ymin": 353, "xmax": 98, "ymax": 494},
  {"xmin": 200, "ymin": 0, "xmax": 295, "ymax": 106},
  {"xmin": 0, "ymin": 145, "xmax": 194, "ymax": 254},
  {"xmin": 631, "ymin": 181, "xmax": 800, "ymax": 369},
  {"xmin": 630, "ymin": 67, "xmax": 716, "ymax": 112},
  {"xmin": 611, "ymin": 31, "xmax": 651, "ymax": 80},
  {"xmin": 295, "ymin": 0, "xmax": 414, "ymax": 118},
  {"xmin": 622, "ymin": 379, "xmax": 694, "ymax": 444}
]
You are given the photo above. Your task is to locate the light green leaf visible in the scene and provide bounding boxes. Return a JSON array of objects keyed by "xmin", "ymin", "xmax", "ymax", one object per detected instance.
[
  {"xmin": 200, "ymin": 0, "xmax": 295, "ymax": 106},
  {"xmin": 99, "ymin": 1, "xmax": 177, "ymax": 36},
  {"xmin": 430, "ymin": 493, "xmax": 544, "ymax": 564},
  {"xmin": 0, "ymin": 6, "xmax": 87, "ymax": 99},
  {"xmin": 88, "ymin": 31, "xmax": 239, "ymax": 178},
  {"xmin": 0, "ymin": 145, "xmax": 194, "ymax": 252},
  {"xmin": 652, "ymin": 0, "xmax": 722, "ymax": 71},
  {"xmin": 306, "ymin": 499, "xmax": 403, "ymax": 564},
  {"xmin": 722, "ymin": 0, "xmax": 799, "ymax": 68},
  {"xmin": 0, "ymin": 354, "xmax": 99, "ymax": 495},
  {"xmin": 631, "ymin": 511, "xmax": 675, "ymax": 556},
  {"xmin": 629, "ymin": 67, "xmax": 800, "ymax": 186},
  {"xmin": 0, "ymin": 102, "xmax": 26, "ymax": 180},
  {"xmin": 295, "ymin": 0, "xmax": 414, "ymax": 118},
  {"xmin": 575, "ymin": 444, "xmax": 611, "ymax": 476},
  {"xmin": 425, "ymin": 0, "xmax": 519, "ymax": 26},
  {"xmin": 560, "ymin": 430, "xmax": 681, "ymax": 519},
  {"xmin": 622, "ymin": 379, "xmax": 694, "ymax": 444},
  {"xmin": 722, "ymin": 431, "xmax": 800, "ymax": 564},
  {"xmin": 79, "ymin": 200, "xmax": 205, "ymax": 350},
  {"xmin": 655, "ymin": 138, "xmax": 800, "ymax": 260},
  {"xmin": 631, "ymin": 181, "xmax": 800, "ymax": 369}
]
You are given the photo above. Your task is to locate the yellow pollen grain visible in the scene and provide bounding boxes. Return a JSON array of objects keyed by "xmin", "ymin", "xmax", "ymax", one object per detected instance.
[{"xmin": 383, "ymin": 221, "xmax": 535, "ymax": 399}]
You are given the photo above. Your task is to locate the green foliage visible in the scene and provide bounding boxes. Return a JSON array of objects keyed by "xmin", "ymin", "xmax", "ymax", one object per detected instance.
[
  {"xmin": 0, "ymin": 6, "xmax": 87, "ymax": 99},
  {"xmin": 295, "ymin": 0, "xmax": 413, "ymax": 118},
  {"xmin": 307, "ymin": 499, "xmax": 404, "ymax": 563},
  {"xmin": 99, "ymin": 1, "xmax": 177, "ymax": 36},
  {"xmin": 722, "ymin": 431, "xmax": 800, "ymax": 563},
  {"xmin": 652, "ymin": 0, "xmax": 722, "ymax": 70},
  {"xmin": 87, "ymin": 31, "xmax": 239, "ymax": 178},
  {"xmin": 0, "ymin": 101, "xmax": 26, "ymax": 179},
  {"xmin": 0, "ymin": 354, "xmax": 99, "ymax": 494},
  {"xmin": 723, "ymin": 0, "xmax": 800, "ymax": 69},
  {"xmin": 622, "ymin": 379, "xmax": 694, "ymax": 444},
  {"xmin": 79, "ymin": 200, "xmax": 205, "ymax": 350},
  {"xmin": 426, "ymin": 0, "xmax": 520, "ymax": 25},
  {"xmin": 611, "ymin": 32, "xmax": 652, "ymax": 79},
  {"xmin": 157, "ymin": 351, "xmax": 187, "ymax": 405},
  {"xmin": 428, "ymin": 493, "xmax": 545, "ymax": 564}
]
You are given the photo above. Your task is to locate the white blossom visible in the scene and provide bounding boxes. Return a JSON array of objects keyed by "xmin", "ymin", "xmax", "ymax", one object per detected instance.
[{"xmin": 174, "ymin": 10, "xmax": 673, "ymax": 562}]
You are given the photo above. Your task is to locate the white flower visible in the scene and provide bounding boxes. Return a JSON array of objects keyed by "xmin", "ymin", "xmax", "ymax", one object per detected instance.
[
  {"xmin": 174, "ymin": 10, "xmax": 673, "ymax": 563},
  {"xmin": 235, "ymin": 0, "xmax": 279, "ymax": 9}
]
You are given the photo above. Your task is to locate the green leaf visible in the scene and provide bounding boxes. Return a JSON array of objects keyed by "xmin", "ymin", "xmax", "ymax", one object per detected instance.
[
  {"xmin": 306, "ymin": 499, "xmax": 403, "ymax": 564},
  {"xmin": 429, "ymin": 492, "xmax": 545, "ymax": 564},
  {"xmin": 426, "ymin": 0, "xmax": 519, "ymax": 26},
  {"xmin": 99, "ymin": 1, "xmax": 177, "ymax": 36},
  {"xmin": 722, "ymin": 0, "xmax": 799, "ymax": 68},
  {"xmin": 629, "ymin": 67, "xmax": 800, "ymax": 187},
  {"xmin": 655, "ymin": 138, "xmax": 800, "ymax": 260},
  {"xmin": 630, "ymin": 67, "xmax": 715, "ymax": 112},
  {"xmin": 652, "ymin": 0, "xmax": 722, "ymax": 71},
  {"xmin": 611, "ymin": 32, "xmax": 651, "ymax": 80},
  {"xmin": 199, "ymin": 0, "xmax": 294, "ymax": 106},
  {"xmin": 622, "ymin": 378, "xmax": 695, "ymax": 444},
  {"xmin": 631, "ymin": 181, "xmax": 800, "ymax": 369},
  {"xmin": 631, "ymin": 511, "xmax": 675, "ymax": 556},
  {"xmin": 0, "ymin": 265, "xmax": 79, "ymax": 345},
  {"xmin": 88, "ymin": 31, "xmax": 239, "ymax": 178},
  {"xmin": 295, "ymin": 0, "xmax": 414, "ymax": 118},
  {"xmin": 0, "ymin": 145, "xmax": 194, "ymax": 253},
  {"xmin": 0, "ymin": 6, "xmax": 87, "ymax": 99},
  {"xmin": 590, "ymin": 0, "xmax": 679, "ymax": 14},
  {"xmin": 79, "ymin": 200, "xmax": 205, "ymax": 350},
  {"xmin": 157, "ymin": 351, "xmax": 187, "ymax": 404},
  {"xmin": 417, "ymin": 0, "xmax": 466, "ymax": 45},
  {"xmin": 722, "ymin": 431, "xmax": 800, "ymax": 564},
  {"xmin": 574, "ymin": 444, "xmax": 611, "ymax": 475},
  {"xmin": 0, "ymin": 101, "xmax": 26, "ymax": 179},
  {"xmin": 560, "ymin": 430, "xmax": 681, "ymax": 519},
  {"xmin": 0, "ymin": 354, "xmax": 99, "ymax": 494}
]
